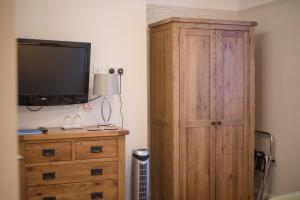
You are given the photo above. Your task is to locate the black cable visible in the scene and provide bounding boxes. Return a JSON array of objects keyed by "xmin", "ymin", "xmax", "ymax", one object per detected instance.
[
  {"xmin": 26, "ymin": 106, "xmax": 44, "ymax": 112},
  {"xmin": 88, "ymin": 95, "xmax": 102, "ymax": 102}
]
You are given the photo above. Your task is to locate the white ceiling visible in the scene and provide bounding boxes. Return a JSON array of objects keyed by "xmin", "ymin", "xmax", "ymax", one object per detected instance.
[
  {"xmin": 147, "ymin": 0, "xmax": 278, "ymax": 11},
  {"xmin": 238, "ymin": 0, "xmax": 278, "ymax": 10}
]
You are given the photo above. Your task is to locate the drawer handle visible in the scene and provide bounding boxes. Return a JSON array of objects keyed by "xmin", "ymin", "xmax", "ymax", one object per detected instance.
[
  {"xmin": 91, "ymin": 192, "xmax": 103, "ymax": 199},
  {"xmin": 90, "ymin": 146, "xmax": 102, "ymax": 153},
  {"xmin": 42, "ymin": 149, "xmax": 56, "ymax": 156},
  {"xmin": 91, "ymin": 168, "xmax": 103, "ymax": 176},
  {"xmin": 43, "ymin": 197, "xmax": 56, "ymax": 200},
  {"xmin": 43, "ymin": 172, "xmax": 56, "ymax": 180}
]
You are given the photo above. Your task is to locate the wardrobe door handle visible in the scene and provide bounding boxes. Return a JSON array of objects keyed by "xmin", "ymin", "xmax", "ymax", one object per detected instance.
[
  {"xmin": 217, "ymin": 121, "xmax": 222, "ymax": 125},
  {"xmin": 211, "ymin": 121, "xmax": 216, "ymax": 125}
]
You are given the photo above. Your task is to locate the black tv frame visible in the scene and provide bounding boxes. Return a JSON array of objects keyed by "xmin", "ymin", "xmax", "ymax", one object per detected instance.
[{"xmin": 17, "ymin": 38, "xmax": 91, "ymax": 106}]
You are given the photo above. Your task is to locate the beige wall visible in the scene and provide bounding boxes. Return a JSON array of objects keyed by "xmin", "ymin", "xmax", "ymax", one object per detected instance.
[
  {"xmin": 16, "ymin": 0, "xmax": 147, "ymax": 199},
  {"xmin": 147, "ymin": 4, "xmax": 238, "ymax": 24},
  {"xmin": 240, "ymin": 0, "xmax": 300, "ymax": 196},
  {"xmin": 147, "ymin": 0, "xmax": 278, "ymax": 11},
  {"xmin": 147, "ymin": 0, "xmax": 240, "ymax": 10},
  {"xmin": 14, "ymin": 0, "xmax": 300, "ymax": 198},
  {"xmin": 148, "ymin": 0, "xmax": 300, "ymax": 197},
  {"xmin": 0, "ymin": 0, "xmax": 19, "ymax": 199}
]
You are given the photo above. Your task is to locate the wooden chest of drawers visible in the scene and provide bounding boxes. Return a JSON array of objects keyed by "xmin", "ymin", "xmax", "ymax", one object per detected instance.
[{"xmin": 19, "ymin": 128, "xmax": 128, "ymax": 200}]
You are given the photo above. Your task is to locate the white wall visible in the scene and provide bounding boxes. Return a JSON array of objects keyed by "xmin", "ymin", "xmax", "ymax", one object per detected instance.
[
  {"xmin": 0, "ymin": 0, "xmax": 19, "ymax": 199},
  {"xmin": 16, "ymin": 0, "xmax": 147, "ymax": 199},
  {"xmin": 240, "ymin": 0, "xmax": 300, "ymax": 196}
]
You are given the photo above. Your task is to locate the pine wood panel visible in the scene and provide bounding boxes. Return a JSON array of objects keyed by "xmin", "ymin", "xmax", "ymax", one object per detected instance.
[
  {"xmin": 179, "ymin": 28, "xmax": 216, "ymax": 200},
  {"xmin": 26, "ymin": 161, "xmax": 117, "ymax": 186},
  {"xmin": 215, "ymin": 30, "xmax": 250, "ymax": 200},
  {"xmin": 27, "ymin": 180, "xmax": 117, "ymax": 200},
  {"xmin": 149, "ymin": 18, "xmax": 256, "ymax": 200},
  {"xmin": 249, "ymin": 27, "xmax": 256, "ymax": 200},
  {"xmin": 19, "ymin": 128, "xmax": 128, "ymax": 141},
  {"xmin": 117, "ymin": 136, "xmax": 126, "ymax": 200},
  {"xmin": 75, "ymin": 139, "xmax": 117, "ymax": 160},
  {"xmin": 150, "ymin": 24, "xmax": 175, "ymax": 200},
  {"xmin": 25, "ymin": 142, "xmax": 72, "ymax": 163},
  {"xmin": 149, "ymin": 17, "xmax": 257, "ymax": 28},
  {"xmin": 19, "ymin": 129, "xmax": 128, "ymax": 200},
  {"xmin": 186, "ymin": 127, "xmax": 215, "ymax": 200}
]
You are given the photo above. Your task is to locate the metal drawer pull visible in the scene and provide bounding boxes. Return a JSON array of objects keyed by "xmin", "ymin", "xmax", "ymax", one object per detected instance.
[
  {"xmin": 42, "ymin": 149, "xmax": 56, "ymax": 156},
  {"xmin": 90, "ymin": 146, "xmax": 102, "ymax": 153},
  {"xmin": 91, "ymin": 192, "xmax": 103, "ymax": 199},
  {"xmin": 43, "ymin": 197, "xmax": 56, "ymax": 200},
  {"xmin": 91, "ymin": 168, "xmax": 103, "ymax": 176},
  {"xmin": 43, "ymin": 172, "xmax": 56, "ymax": 180}
]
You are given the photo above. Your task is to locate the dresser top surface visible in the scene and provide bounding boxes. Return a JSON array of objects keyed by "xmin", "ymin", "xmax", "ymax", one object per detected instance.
[
  {"xmin": 19, "ymin": 127, "xmax": 129, "ymax": 141},
  {"xmin": 149, "ymin": 17, "xmax": 257, "ymax": 28}
]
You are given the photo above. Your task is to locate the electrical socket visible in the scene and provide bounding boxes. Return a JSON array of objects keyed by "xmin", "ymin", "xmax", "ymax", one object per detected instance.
[
  {"xmin": 109, "ymin": 66, "xmax": 124, "ymax": 75},
  {"xmin": 93, "ymin": 65, "xmax": 123, "ymax": 74},
  {"xmin": 93, "ymin": 64, "xmax": 108, "ymax": 74}
]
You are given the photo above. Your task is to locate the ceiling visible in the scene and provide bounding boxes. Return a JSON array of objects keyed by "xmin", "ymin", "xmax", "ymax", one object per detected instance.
[{"xmin": 146, "ymin": 0, "xmax": 278, "ymax": 11}]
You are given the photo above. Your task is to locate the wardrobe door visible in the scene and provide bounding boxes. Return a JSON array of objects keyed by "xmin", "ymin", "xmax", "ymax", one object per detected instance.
[
  {"xmin": 179, "ymin": 28, "xmax": 216, "ymax": 200},
  {"xmin": 215, "ymin": 30, "xmax": 250, "ymax": 200}
]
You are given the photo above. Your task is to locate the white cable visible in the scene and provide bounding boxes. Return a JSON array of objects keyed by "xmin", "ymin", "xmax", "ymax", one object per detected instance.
[
  {"xmin": 118, "ymin": 73, "xmax": 123, "ymax": 128},
  {"xmin": 119, "ymin": 94, "xmax": 123, "ymax": 128}
]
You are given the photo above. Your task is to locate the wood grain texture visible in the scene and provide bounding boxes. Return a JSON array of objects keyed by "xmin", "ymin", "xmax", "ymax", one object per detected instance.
[
  {"xmin": 19, "ymin": 138, "xmax": 26, "ymax": 200},
  {"xmin": 179, "ymin": 28, "xmax": 216, "ymax": 200},
  {"xmin": 25, "ymin": 142, "xmax": 72, "ymax": 163},
  {"xmin": 150, "ymin": 23, "xmax": 175, "ymax": 200},
  {"xmin": 171, "ymin": 22, "xmax": 181, "ymax": 200},
  {"xmin": 149, "ymin": 18, "xmax": 255, "ymax": 200},
  {"xmin": 75, "ymin": 139, "xmax": 117, "ymax": 160},
  {"xmin": 27, "ymin": 180, "xmax": 118, "ymax": 200},
  {"xmin": 215, "ymin": 30, "xmax": 250, "ymax": 200},
  {"xmin": 149, "ymin": 17, "xmax": 257, "ymax": 28},
  {"xmin": 19, "ymin": 128, "xmax": 128, "ymax": 141},
  {"xmin": 249, "ymin": 27, "xmax": 256, "ymax": 200},
  {"xmin": 26, "ymin": 161, "xmax": 117, "ymax": 186},
  {"xmin": 19, "ymin": 129, "xmax": 128, "ymax": 200},
  {"xmin": 117, "ymin": 136, "xmax": 125, "ymax": 200}
]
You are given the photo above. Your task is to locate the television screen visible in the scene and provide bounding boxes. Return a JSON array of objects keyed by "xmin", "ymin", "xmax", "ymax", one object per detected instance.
[{"xmin": 18, "ymin": 39, "xmax": 91, "ymax": 106}]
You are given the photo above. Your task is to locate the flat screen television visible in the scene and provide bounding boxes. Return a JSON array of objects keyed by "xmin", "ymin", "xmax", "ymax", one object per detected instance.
[{"xmin": 18, "ymin": 38, "xmax": 91, "ymax": 106}]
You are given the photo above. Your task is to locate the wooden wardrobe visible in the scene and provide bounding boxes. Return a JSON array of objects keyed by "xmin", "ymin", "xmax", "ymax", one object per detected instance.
[{"xmin": 149, "ymin": 18, "xmax": 257, "ymax": 200}]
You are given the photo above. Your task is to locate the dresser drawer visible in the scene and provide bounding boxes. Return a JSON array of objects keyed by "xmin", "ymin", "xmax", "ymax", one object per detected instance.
[
  {"xmin": 27, "ymin": 180, "xmax": 117, "ymax": 200},
  {"xmin": 27, "ymin": 162, "xmax": 118, "ymax": 186},
  {"xmin": 25, "ymin": 142, "xmax": 72, "ymax": 163},
  {"xmin": 75, "ymin": 139, "xmax": 117, "ymax": 160}
]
